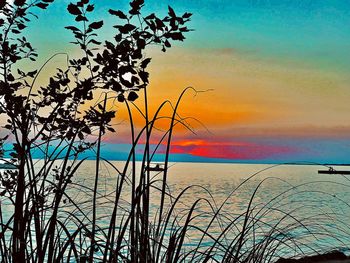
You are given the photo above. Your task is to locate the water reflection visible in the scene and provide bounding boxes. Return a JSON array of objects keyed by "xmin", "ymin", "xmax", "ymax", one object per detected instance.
[{"xmin": 2, "ymin": 161, "xmax": 350, "ymax": 260}]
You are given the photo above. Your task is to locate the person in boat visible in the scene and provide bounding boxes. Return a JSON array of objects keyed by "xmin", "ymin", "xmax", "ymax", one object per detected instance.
[
  {"xmin": 146, "ymin": 163, "xmax": 164, "ymax": 171},
  {"xmin": 329, "ymin": 167, "xmax": 335, "ymax": 172}
]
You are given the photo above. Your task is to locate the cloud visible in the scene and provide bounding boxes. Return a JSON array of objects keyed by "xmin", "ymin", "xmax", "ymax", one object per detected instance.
[{"xmin": 169, "ymin": 139, "xmax": 295, "ymax": 160}]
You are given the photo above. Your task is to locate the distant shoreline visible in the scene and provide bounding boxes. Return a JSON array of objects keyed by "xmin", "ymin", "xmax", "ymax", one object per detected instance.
[{"xmin": 3, "ymin": 158, "xmax": 349, "ymax": 166}]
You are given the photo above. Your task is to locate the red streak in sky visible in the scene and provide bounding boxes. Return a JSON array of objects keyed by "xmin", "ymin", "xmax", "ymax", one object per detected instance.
[{"xmin": 170, "ymin": 140, "xmax": 294, "ymax": 160}]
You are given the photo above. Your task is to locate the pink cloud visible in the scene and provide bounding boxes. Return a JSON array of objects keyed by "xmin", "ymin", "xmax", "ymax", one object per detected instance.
[{"xmin": 169, "ymin": 140, "xmax": 295, "ymax": 160}]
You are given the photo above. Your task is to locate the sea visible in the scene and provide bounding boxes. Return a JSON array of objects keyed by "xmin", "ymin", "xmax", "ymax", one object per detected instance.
[{"xmin": 1, "ymin": 161, "xmax": 350, "ymax": 260}]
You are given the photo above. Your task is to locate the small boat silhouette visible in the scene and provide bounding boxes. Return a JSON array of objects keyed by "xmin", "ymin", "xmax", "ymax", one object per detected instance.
[
  {"xmin": 145, "ymin": 163, "xmax": 165, "ymax": 172},
  {"xmin": 318, "ymin": 167, "xmax": 350, "ymax": 175}
]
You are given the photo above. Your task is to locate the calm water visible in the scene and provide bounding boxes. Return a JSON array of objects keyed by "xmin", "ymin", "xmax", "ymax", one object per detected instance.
[
  {"xmin": 74, "ymin": 162, "xmax": 350, "ymax": 256},
  {"xmin": 2, "ymin": 161, "xmax": 350, "ymax": 260}
]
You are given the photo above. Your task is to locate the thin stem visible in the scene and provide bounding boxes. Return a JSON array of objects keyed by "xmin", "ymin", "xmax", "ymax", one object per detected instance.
[{"xmin": 89, "ymin": 93, "xmax": 107, "ymax": 262}]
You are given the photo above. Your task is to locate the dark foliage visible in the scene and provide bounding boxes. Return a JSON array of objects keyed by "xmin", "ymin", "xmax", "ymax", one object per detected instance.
[
  {"xmin": 0, "ymin": 0, "xmax": 192, "ymax": 261},
  {"xmin": 1, "ymin": 1, "xmax": 347, "ymax": 263}
]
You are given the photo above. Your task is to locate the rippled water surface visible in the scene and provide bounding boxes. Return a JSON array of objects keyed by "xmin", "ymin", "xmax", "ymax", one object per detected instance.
[
  {"xmin": 73, "ymin": 162, "xmax": 350, "ymax": 255},
  {"xmin": 2, "ymin": 161, "xmax": 350, "ymax": 260}
]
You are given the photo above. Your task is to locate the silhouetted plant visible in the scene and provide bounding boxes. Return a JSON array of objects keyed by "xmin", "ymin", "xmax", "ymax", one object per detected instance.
[
  {"xmin": 1, "ymin": 1, "xmax": 349, "ymax": 263},
  {"xmin": 0, "ymin": 0, "xmax": 192, "ymax": 261}
]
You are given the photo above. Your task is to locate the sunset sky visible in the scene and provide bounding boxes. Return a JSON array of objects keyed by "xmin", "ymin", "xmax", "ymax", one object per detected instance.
[{"xmin": 18, "ymin": 0, "xmax": 350, "ymax": 163}]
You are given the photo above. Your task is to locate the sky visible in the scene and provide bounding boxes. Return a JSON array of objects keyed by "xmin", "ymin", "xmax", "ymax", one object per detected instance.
[{"xmin": 11, "ymin": 0, "xmax": 350, "ymax": 163}]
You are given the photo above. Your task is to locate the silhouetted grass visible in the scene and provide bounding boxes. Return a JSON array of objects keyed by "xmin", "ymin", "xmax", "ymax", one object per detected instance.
[
  {"xmin": 2, "ymin": 86, "xmax": 350, "ymax": 262},
  {"xmin": 1, "ymin": 0, "xmax": 350, "ymax": 262}
]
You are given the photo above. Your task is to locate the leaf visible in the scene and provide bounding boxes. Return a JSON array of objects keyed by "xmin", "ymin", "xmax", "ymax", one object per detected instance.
[
  {"xmin": 164, "ymin": 39, "xmax": 171, "ymax": 48},
  {"xmin": 111, "ymin": 81, "xmax": 122, "ymax": 92},
  {"xmin": 98, "ymin": 104, "xmax": 104, "ymax": 111},
  {"xmin": 179, "ymin": 26, "xmax": 190, "ymax": 32},
  {"xmin": 17, "ymin": 69, "xmax": 25, "ymax": 76},
  {"xmin": 139, "ymin": 71, "xmax": 149, "ymax": 83},
  {"xmin": 117, "ymin": 94, "xmax": 125, "ymax": 102},
  {"xmin": 78, "ymin": 132, "xmax": 84, "ymax": 140},
  {"xmin": 129, "ymin": 0, "xmax": 144, "ymax": 15},
  {"xmin": 88, "ymin": 21, "xmax": 103, "ymax": 30},
  {"xmin": 140, "ymin": 58, "xmax": 151, "ymax": 69},
  {"xmin": 107, "ymin": 127, "xmax": 115, "ymax": 132},
  {"xmin": 168, "ymin": 6, "xmax": 176, "ymax": 18},
  {"xmin": 182, "ymin": 12, "xmax": 192, "ymax": 19},
  {"xmin": 86, "ymin": 4, "xmax": 94, "ymax": 12},
  {"xmin": 115, "ymin": 24, "xmax": 136, "ymax": 34},
  {"xmin": 67, "ymin": 3, "xmax": 82, "ymax": 15},
  {"xmin": 86, "ymin": 49, "xmax": 93, "ymax": 56},
  {"xmin": 14, "ymin": 0, "xmax": 26, "ymax": 7},
  {"xmin": 36, "ymin": 2, "xmax": 48, "ymax": 9},
  {"xmin": 127, "ymin": 91, "xmax": 138, "ymax": 102},
  {"xmin": 75, "ymin": 15, "xmax": 87, "ymax": 22},
  {"xmin": 82, "ymin": 126, "xmax": 91, "ymax": 134},
  {"xmin": 17, "ymin": 23, "xmax": 26, "ymax": 30},
  {"xmin": 92, "ymin": 65, "xmax": 100, "ymax": 72},
  {"xmin": 108, "ymin": 9, "xmax": 127, "ymax": 19},
  {"xmin": 88, "ymin": 39, "xmax": 101, "ymax": 45},
  {"xmin": 144, "ymin": 13, "xmax": 155, "ymax": 20},
  {"xmin": 65, "ymin": 26, "xmax": 80, "ymax": 32},
  {"xmin": 169, "ymin": 32, "xmax": 185, "ymax": 41},
  {"xmin": 114, "ymin": 34, "xmax": 122, "ymax": 42}
]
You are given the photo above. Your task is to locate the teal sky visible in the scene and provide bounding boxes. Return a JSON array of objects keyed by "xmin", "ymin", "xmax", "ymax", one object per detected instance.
[
  {"xmin": 29, "ymin": 0, "xmax": 350, "ymax": 70},
  {"xmin": 15, "ymin": 0, "xmax": 350, "ymax": 163}
]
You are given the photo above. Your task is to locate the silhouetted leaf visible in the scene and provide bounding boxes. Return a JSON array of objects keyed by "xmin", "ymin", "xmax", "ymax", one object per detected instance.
[
  {"xmin": 127, "ymin": 91, "xmax": 138, "ymax": 101},
  {"xmin": 115, "ymin": 24, "xmax": 136, "ymax": 34},
  {"xmin": 14, "ymin": 0, "xmax": 26, "ymax": 7},
  {"xmin": 145, "ymin": 13, "xmax": 155, "ymax": 20},
  {"xmin": 114, "ymin": 34, "xmax": 122, "ymax": 42},
  {"xmin": 168, "ymin": 32, "xmax": 185, "ymax": 41},
  {"xmin": 75, "ymin": 15, "xmax": 87, "ymax": 22},
  {"xmin": 92, "ymin": 65, "xmax": 100, "ymax": 72},
  {"xmin": 107, "ymin": 127, "xmax": 115, "ymax": 132},
  {"xmin": 65, "ymin": 26, "xmax": 80, "ymax": 32},
  {"xmin": 129, "ymin": 0, "xmax": 144, "ymax": 15},
  {"xmin": 140, "ymin": 58, "xmax": 151, "ymax": 69},
  {"xmin": 164, "ymin": 39, "xmax": 171, "ymax": 48},
  {"xmin": 36, "ymin": 2, "xmax": 48, "ymax": 9},
  {"xmin": 109, "ymin": 9, "xmax": 127, "ymax": 19},
  {"xmin": 139, "ymin": 71, "xmax": 149, "ymax": 83},
  {"xmin": 117, "ymin": 94, "xmax": 125, "ymax": 102},
  {"xmin": 183, "ymin": 12, "xmax": 192, "ymax": 19},
  {"xmin": 120, "ymin": 77, "xmax": 133, "ymax": 88},
  {"xmin": 78, "ymin": 132, "xmax": 84, "ymax": 140},
  {"xmin": 86, "ymin": 4, "xmax": 94, "ymax": 12},
  {"xmin": 67, "ymin": 3, "xmax": 81, "ymax": 15},
  {"xmin": 89, "ymin": 21, "xmax": 103, "ymax": 30},
  {"xmin": 89, "ymin": 39, "xmax": 101, "ymax": 45},
  {"xmin": 168, "ymin": 6, "xmax": 175, "ymax": 17},
  {"xmin": 17, "ymin": 23, "xmax": 26, "ymax": 30},
  {"xmin": 8, "ymin": 74, "xmax": 15, "ymax": 82},
  {"xmin": 27, "ymin": 70, "xmax": 38, "ymax": 78}
]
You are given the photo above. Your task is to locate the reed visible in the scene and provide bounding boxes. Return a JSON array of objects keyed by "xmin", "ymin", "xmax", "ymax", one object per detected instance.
[{"xmin": 0, "ymin": 1, "xmax": 349, "ymax": 262}]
